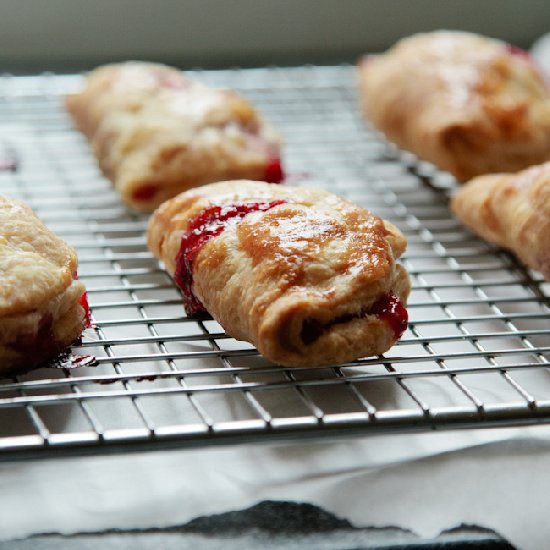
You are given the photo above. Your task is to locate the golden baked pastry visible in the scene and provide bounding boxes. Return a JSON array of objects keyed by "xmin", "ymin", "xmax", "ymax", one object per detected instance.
[
  {"xmin": 66, "ymin": 62, "xmax": 283, "ymax": 212},
  {"xmin": 451, "ymin": 162, "xmax": 550, "ymax": 279},
  {"xmin": 0, "ymin": 195, "xmax": 90, "ymax": 373},
  {"xmin": 358, "ymin": 31, "xmax": 550, "ymax": 181},
  {"xmin": 147, "ymin": 180, "xmax": 410, "ymax": 367}
]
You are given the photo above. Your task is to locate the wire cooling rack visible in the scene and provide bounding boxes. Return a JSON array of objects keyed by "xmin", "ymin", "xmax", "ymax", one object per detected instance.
[{"xmin": 0, "ymin": 66, "xmax": 549, "ymax": 461}]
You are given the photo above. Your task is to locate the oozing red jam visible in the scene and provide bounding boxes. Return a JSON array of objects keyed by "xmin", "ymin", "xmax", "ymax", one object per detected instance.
[
  {"xmin": 174, "ymin": 200, "xmax": 286, "ymax": 316},
  {"xmin": 74, "ymin": 272, "xmax": 92, "ymax": 328},
  {"xmin": 300, "ymin": 292, "xmax": 408, "ymax": 346},
  {"xmin": 79, "ymin": 291, "xmax": 92, "ymax": 329},
  {"xmin": 152, "ymin": 69, "xmax": 192, "ymax": 90},
  {"xmin": 132, "ymin": 184, "xmax": 158, "ymax": 202},
  {"xmin": 264, "ymin": 157, "xmax": 285, "ymax": 183},
  {"xmin": 369, "ymin": 292, "xmax": 408, "ymax": 339},
  {"xmin": 505, "ymin": 44, "xmax": 532, "ymax": 60}
]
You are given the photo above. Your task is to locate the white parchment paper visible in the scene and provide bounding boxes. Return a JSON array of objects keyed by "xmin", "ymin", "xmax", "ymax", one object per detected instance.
[{"xmin": 2, "ymin": 425, "xmax": 550, "ymax": 549}]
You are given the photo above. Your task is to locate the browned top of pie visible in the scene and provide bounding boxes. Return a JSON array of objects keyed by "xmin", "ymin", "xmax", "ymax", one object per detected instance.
[
  {"xmin": 358, "ymin": 31, "xmax": 550, "ymax": 181},
  {"xmin": 148, "ymin": 180, "xmax": 406, "ymax": 287}
]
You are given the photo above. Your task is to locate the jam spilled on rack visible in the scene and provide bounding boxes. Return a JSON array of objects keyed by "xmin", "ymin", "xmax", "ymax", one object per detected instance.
[
  {"xmin": 48, "ymin": 350, "xmax": 98, "ymax": 369},
  {"xmin": 301, "ymin": 292, "xmax": 408, "ymax": 346},
  {"xmin": 8, "ymin": 276, "xmax": 95, "ymax": 372},
  {"xmin": 174, "ymin": 199, "xmax": 286, "ymax": 316}
]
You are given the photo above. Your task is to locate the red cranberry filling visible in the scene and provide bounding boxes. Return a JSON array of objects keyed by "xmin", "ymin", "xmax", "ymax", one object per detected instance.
[
  {"xmin": 264, "ymin": 157, "xmax": 284, "ymax": 183},
  {"xmin": 300, "ymin": 318, "xmax": 326, "ymax": 346},
  {"xmin": 132, "ymin": 184, "xmax": 158, "ymax": 202},
  {"xmin": 79, "ymin": 291, "xmax": 92, "ymax": 329},
  {"xmin": 152, "ymin": 69, "xmax": 192, "ymax": 90},
  {"xmin": 369, "ymin": 292, "xmax": 408, "ymax": 339},
  {"xmin": 174, "ymin": 200, "xmax": 286, "ymax": 316},
  {"xmin": 47, "ymin": 351, "xmax": 98, "ymax": 369},
  {"xmin": 11, "ymin": 313, "xmax": 55, "ymax": 354},
  {"xmin": 73, "ymin": 272, "xmax": 92, "ymax": 328},
  {"xmin": 9, "ymin": 313, "xmax": 96, "ymax": 370},
  {"xmin": 300, "ymin": 292, "xmax": 408, "ymax": 346},
  {"xmin": 8, "ymin": 275, "xmax": 92, "ymax": 368},
  {"xmin": 505, "ymin": 44, "xmax": 532, "ymax": 61}
]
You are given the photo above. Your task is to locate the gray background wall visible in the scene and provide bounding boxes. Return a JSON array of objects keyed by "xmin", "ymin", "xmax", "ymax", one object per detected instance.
[{"xmin": 2, "ymin": 0, "xmax": 550, "ymax": 72}]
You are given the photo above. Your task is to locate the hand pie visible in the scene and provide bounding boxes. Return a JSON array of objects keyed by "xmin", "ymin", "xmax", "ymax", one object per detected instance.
[
  {"xmin": 0, "ymin": 195, "xmax": 90, "ymax": 373},
  {"xmin": 66, "ymin": 62, "xmax": 283, "ymax": 212},
  {"xmin": 451, "ymin": 162, "xmax": 550, "ymax": 279},
  {"xmin": 147, "ymin": 180, "xmax": 410, "ymax": 367},
  {"xmin": 358, "ymin": 31, "xmax": 550, "ymax": 181}
]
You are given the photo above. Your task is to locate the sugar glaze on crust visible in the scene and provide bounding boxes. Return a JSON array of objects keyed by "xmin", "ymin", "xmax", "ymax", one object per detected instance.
[
  {"xmin": 0, "ymin": 196, "xmax": 88, "ymax": 373},
  {"xmin": 66, "ymin": 62, "xmax": 283, "ymax": 212},
  {"xmin": 358, "ymin": 31, "xmax": 550, "ymax": 181},
  {"xmin": 451, "ymin": 162, "xmax": 550, "ymax": 280},
  {"xmin": 148, "ymin": 180, "xmax": 410, "ymax": 367}
]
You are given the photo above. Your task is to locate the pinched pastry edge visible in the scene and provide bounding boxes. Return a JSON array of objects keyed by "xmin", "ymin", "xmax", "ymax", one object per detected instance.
[{"xmin": 451, "ymin": 162, "xmax": 550, "ymax": 280}]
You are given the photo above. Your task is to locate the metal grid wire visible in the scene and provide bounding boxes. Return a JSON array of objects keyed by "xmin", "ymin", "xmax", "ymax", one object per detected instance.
[{"xmin": 0, "ymin": 66, "xmax": 549, "ymax": 461}]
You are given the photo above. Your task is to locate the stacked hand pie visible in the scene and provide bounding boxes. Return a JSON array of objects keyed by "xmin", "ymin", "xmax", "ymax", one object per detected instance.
[{"xmin": 0, "ymin": 195, "xmax": 89, "ymax": 373}]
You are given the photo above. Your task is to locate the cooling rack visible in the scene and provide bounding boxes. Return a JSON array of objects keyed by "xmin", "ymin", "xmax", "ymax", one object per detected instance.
[{"xmin": 0, "ymin": 66, "xmax": 549, "ymax": 462}]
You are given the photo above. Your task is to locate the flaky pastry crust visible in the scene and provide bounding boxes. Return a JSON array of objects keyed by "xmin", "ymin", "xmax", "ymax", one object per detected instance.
[
  {"xmin": 148, "ymin": 180, "xmax": 410, "ymax": 367},
  {"xmin": 358, "ymin": 31, "xmax": 550, "ymax": 181},
  {"xmin": 66, "ymin": 62, "xmax": 282, "ymax": 212},
  {"xmin": 0, "ymin": 195, "xmax": 88, "ymax": 373},
  {"xmin": 451, "ymin": 162, "xmax": 550, "ymax": 279}
]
